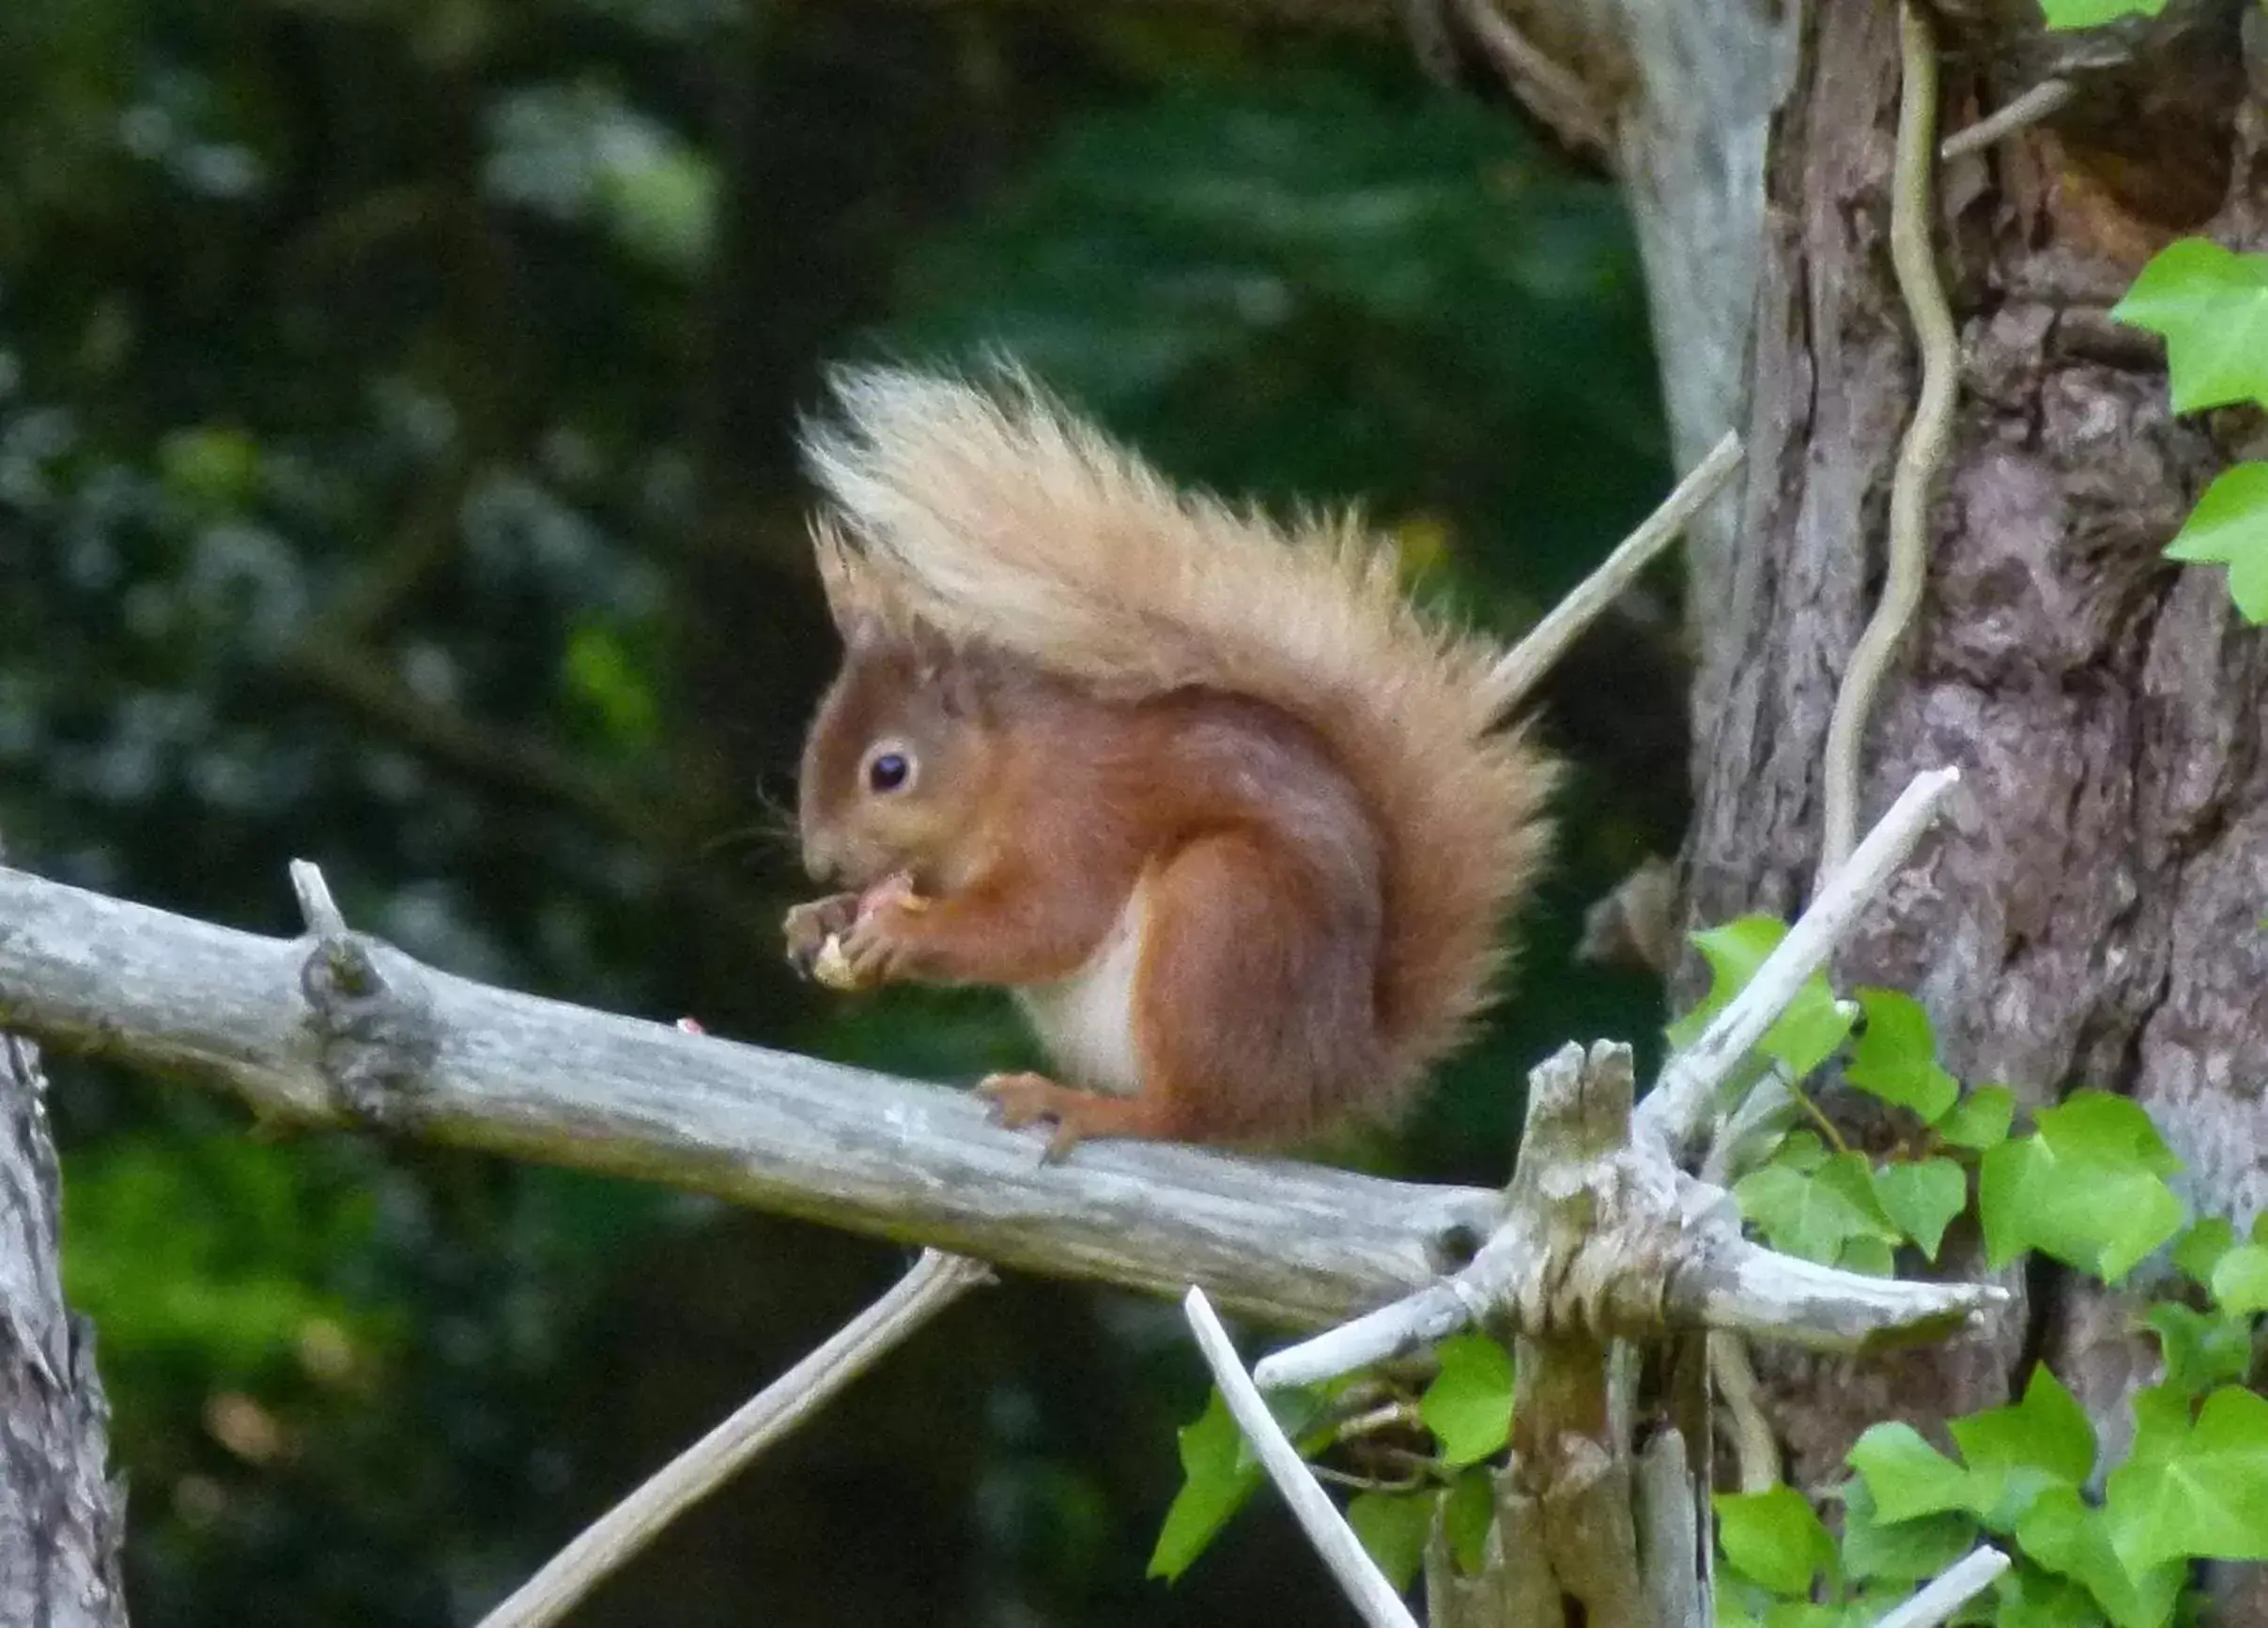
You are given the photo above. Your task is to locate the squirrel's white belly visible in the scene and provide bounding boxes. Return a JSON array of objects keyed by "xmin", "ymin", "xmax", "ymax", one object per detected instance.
[{"xmin": 1013, "ymin": 888, "xmax": 1146, "ymax": 1096}]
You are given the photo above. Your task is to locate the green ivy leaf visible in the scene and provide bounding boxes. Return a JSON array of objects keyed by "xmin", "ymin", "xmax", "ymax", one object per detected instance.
[
  {"xmin": 1847, "ymin": 990, "xmax": 1960, "ymax": 1121},
  {"xmin": 2144, "ymin": 1303, "xmax": 2255, "ymax": 1398},
  {"xmin": 2210, "ymin": 1242, "xmax": 2268, "ymax": 1314},
  {"xmin": 1935, "ymin": 1085, "xmax": 2016, "ymax": 1151},
  {"xmin": 2017, "ymin": 1487, "xmax": 2183, "ymax": 1628},
  {"xmin": 1838, "ymin": 1477, "xmax": 1980, "ymax": 1584},
  {"xmin": 1949, "ymin": 1365, "xmax": 2096, "ymax": 1530},
  {"xmin": 1839, "ymin": 1234, "xmax": 1897, "ymax": 1277},
  {"xmin": 1996, "ymin": 1562, "xmax": 2113, "ymax": 1628},
  {"xmin": 1736, "ymin": 1151, "xmax": 1901, "ymax": 1267},
  {"xmin": 1419, "ymin": 1333, "xmax": 1515, "ymax": 1467},
  {"xmin": 2112, "ymin": 239, "xmax": 2268, "ymax": 414},
  {"xmin": 2162, "ymin": 464, "xmax": 2268, "ymax": 624},
  {"xmin": 1978, "ymin": 1093, "xmax": 2185, "ymax": 1282},
  {"xmin": 1347, "ymin": 1489, "xmax": 1435, "ymax": 1593},
  {"xmin": 1666, "ymin": 915, "xmax": 1853, "ymax": 1075},
  {"xmin": 1149, "ymin": 1390, "xmax": 1261, "ymax": 1579},
  {"xmin": 2037, "ymin": 0, "xmax": 2166, "ymax": 26},
  {"xmin": 1760, "ymin": 1603, "xmax": 1844, "ymax": 1628},
  {"xmin": 2105, "ymin": 1386, "xmax": 2268, "ymax": 1569},
  {"xmin": 1774, "ymin": 1130, "xmax": 1829, "ymax": 1174},
  {"xmin": 2171, "ymin": 1218, "xmax": 2236, "ymax": 1286},
  {"xmin": 1443, "ymin": 1467, "xmax": 1494, "ymax": 1574},
  {"xmin": 1875, "ymin": 1159, "xmax": 1967, "ymax": 1261},
  {"xmin": 1715, "ymin": 1487, "xmax": 1837, "ymax": 1597},
  {"xmin": 1848, "ymin": 1422, "xmax": 1971, "ymax": 1523}
]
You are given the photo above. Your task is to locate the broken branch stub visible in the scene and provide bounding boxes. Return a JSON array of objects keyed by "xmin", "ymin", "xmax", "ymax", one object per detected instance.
[{"xmin": 1255, "ymin": 1038, "xmax": 2005, "ymax": 1392}]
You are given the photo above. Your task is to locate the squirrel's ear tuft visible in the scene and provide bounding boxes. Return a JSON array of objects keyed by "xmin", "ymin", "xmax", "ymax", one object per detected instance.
[{"xmin": 811, "ymin": 515, "xmax": 882, "ymax": 641}]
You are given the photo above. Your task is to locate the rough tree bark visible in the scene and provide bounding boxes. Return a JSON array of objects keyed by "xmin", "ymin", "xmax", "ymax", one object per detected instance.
[
  {"xmin": 1685, "ymin": 0, "xmax": 2263, "ymax": 1489},
  {"xmin": 0, "ymin": 1026, "xmax": 128, "ymax": 1626}
]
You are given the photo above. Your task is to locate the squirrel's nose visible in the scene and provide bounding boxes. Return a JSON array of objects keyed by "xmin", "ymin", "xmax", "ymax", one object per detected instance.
[{"xmin": 801, "ymin": 835, "xmax": 841, "ymax": 884}]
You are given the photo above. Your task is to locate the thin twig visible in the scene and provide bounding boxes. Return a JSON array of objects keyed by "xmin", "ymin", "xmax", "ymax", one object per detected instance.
[
  {"xmin": 1869, "ymin": 1546, "xmax": 2011, "ymax": 1628},
  {"xmin": 1641, "ymin": 766, "xmax": 1961, "ymax": 1156},
  {"xmin": 1336, "ymin": 1400, "xmax": 1426, "ymax": 1438},
  {"xmin": 1486, "ymin": 431, "xmax": 1744, "ymax": 714},
  {"xmin": 1443, "ymin": 0, "xmax": 1616, "ymax": 164},
  {"xmin": 1182, "ymin": 1287, "xmax": 1420, "ymax": 1628},
  {"xmin": 1939, "ymin": 79, "xmax": 2072, "ymax": 161},
  {"xmin": 1817, "ymin": 3, "xmax": 1959, "ymax": 883},
  {"xmin": 288, "ymin": 860, "xmax": 347, "ymax": 941},
  {"xmin": 476, "ymin": 1250, "xmax": 993, "ymax": 1628},
  {"xmin": 1707, "ymin": 1332, "xmax": 1780, "ymax": 1492}
]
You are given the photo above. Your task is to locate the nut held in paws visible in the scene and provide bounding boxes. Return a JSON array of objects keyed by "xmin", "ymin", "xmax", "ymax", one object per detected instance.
[{"xmin": 811, "ymin": 934, "xmax": 859, "ymax": 991}]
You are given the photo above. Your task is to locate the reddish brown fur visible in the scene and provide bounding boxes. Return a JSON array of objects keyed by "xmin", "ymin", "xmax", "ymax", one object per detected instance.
[{"xmin": 790, "ymin": 366, "xmax": 1557, "ymax": 1154}]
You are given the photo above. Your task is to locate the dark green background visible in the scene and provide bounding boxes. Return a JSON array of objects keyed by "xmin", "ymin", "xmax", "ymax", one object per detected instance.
[{"xmin": 0, "ymin": 1, "xmax": 1682, "ymax": 1620}]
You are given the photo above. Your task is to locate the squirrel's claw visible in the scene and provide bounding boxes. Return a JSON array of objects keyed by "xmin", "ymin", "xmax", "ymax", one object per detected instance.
[
  {"xmin": 976, "ymin": 1071, "xmax": 1091, "ymax": 1162},
  {"xmin": 782, "ymin": 893, "xmax": 860, "ymax": 979}
]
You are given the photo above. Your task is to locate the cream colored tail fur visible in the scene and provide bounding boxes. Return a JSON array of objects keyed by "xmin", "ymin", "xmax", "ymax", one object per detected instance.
[{"xmin": 802, "ymin": 364, "xmax": 1557, "ymax": 1088}]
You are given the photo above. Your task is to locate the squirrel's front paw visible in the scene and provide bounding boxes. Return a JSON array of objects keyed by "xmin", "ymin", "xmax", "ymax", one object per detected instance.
[
  {"xmin": 783, "ymin": 893, "xmax": 860, "ymax": 979},
  {"xmin": 829, "ymin": 896, "xmax": 926, "ymax": 990}
]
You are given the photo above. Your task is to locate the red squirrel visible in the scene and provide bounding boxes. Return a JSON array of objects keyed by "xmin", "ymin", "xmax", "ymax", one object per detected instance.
[{"xmin": 783, "ymin": 366, "xmax": 1557, "ymax": 1158}]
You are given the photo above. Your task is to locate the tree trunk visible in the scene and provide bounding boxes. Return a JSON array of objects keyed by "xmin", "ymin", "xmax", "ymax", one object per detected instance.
[
  {"xmin": 0, "ymin": 1029, "xmax": 129, "ymax": 1627},
  {"xmin": 1681, "ymin": 0, "xmax": 2263, "ymax": 1484}
]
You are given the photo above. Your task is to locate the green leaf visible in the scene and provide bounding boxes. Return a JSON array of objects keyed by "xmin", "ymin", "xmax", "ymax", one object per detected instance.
[
  {"xmin": 2210, "ymin": 1242, "xmax": 2268, "ymax": 1314},
  {"xmin": 1838, "ymin": 1478, "xmax": 1980, "ymax": 1584},
  {"xmin": 2162, "ymin": 464, "xmax": 2268, "ymax": 624},
  {"xmin": 1875, "ymin": 1159, "xmax": 1967, "ymax": 1261},
  {"xmin": 1996, "ymin": 1563, "xmax": 2113, "ymax": 1628},
  {"xmin": 1149, "ymin": 1390, "xmax": 1262, "ymax": 1580},
  {"xmin": 1666, "ymin": 915, "xmax": 1853, "ymax": 1075},
  {"xmin": 1774, "ymin": 1130, "xmax": 1829, "ymax": 1174},
  {"xmin": 2038, "ymin": 1092, "xmax": 2181, "ymax": 1175},
  {"xmin": 2145, "ymin": 1303, "xmax": 2257, "ymax": 1396},
  {"xmin": 1935, "ymin": 1085, "xmax": 2016, "ymax": 1150},
  {"xmin": 2171, "ymin": 1218, "xmax": 2236, "ymax": 1286},
  {"xmin": 1716, "ymin": 1486, "xmax": 1837, "ymax": 1597},
  {"xmin": 1978, "ymin": 1094, "xmax": 2185, "ymax": 1282},
  {"xmin": 2112, "ymin": 239, "xmax": 2268, "ymax": 413},
  {"xmin": 1760, "ymin": 1604, "xmax": 1844, "ymax": 1628},
  {"xmin": 1736, "ymin": 1151, "xmax": 1902, "ymax": 1267},
  {"xmin": 1347, "ymin": 1490, "xmax": 1434, "ymax": 1593},
  {"xmin": 1848, "ymin": 1422, "xmax": 1971, "ymax": 1523},
  {"xmin": 2018, "ymin": 1487, "xmax": 2183, "ymax": 1628},
  {"xmin": 2105, "ymin": 1386, "xmax": 2268, "ymax": 1568},
  {"xmin": 1443, "ymin": 1467, "xmax": 1494, "ymax": 1575},
  {"xmin": 1847, "ymin": 990, "xmax": 1960, "ymax": 1121},
  {"xmin": 2038, "ymin": 0, "xmax": 2166, "ymax": 26},
  {"xmin": 1419, "ymin": 1333, "xmax": 1515, "ymax": 1467},
  {"xmin": 1949, "ymin": 1365, "xmax": 2096, "ymax": 1529},
  {"xmin": 1839, "ymin": 1234, "xmax": 1897, "ymax": 1277}
]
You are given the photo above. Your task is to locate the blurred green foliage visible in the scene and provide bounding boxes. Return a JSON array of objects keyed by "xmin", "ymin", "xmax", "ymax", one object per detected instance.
[{"xmin": 0, "ymin": 0, "xmax": 1677, "ymax": 1621}]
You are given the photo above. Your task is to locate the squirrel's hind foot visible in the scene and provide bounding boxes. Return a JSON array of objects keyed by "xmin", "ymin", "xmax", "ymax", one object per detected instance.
[{"xmin": 976, "ymin": 1071, "xmax": 1163, "ymax": 1163}]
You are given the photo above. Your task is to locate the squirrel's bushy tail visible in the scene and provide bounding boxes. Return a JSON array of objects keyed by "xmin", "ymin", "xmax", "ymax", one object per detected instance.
[{"xmin": 803, "ymin": 364, "xmax": 1557, "ymax": 1094}]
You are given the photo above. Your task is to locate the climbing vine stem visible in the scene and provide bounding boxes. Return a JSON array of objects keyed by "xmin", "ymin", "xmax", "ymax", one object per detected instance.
[{"xmin": 1816, "ymin": 0, "xmax": 1961, "ymax": 886}]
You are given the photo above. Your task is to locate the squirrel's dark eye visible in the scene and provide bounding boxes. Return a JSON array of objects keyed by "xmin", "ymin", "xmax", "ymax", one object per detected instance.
[{"xmin": 867, "ymin": 751, "xmax": 911, "ymax": 793}]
